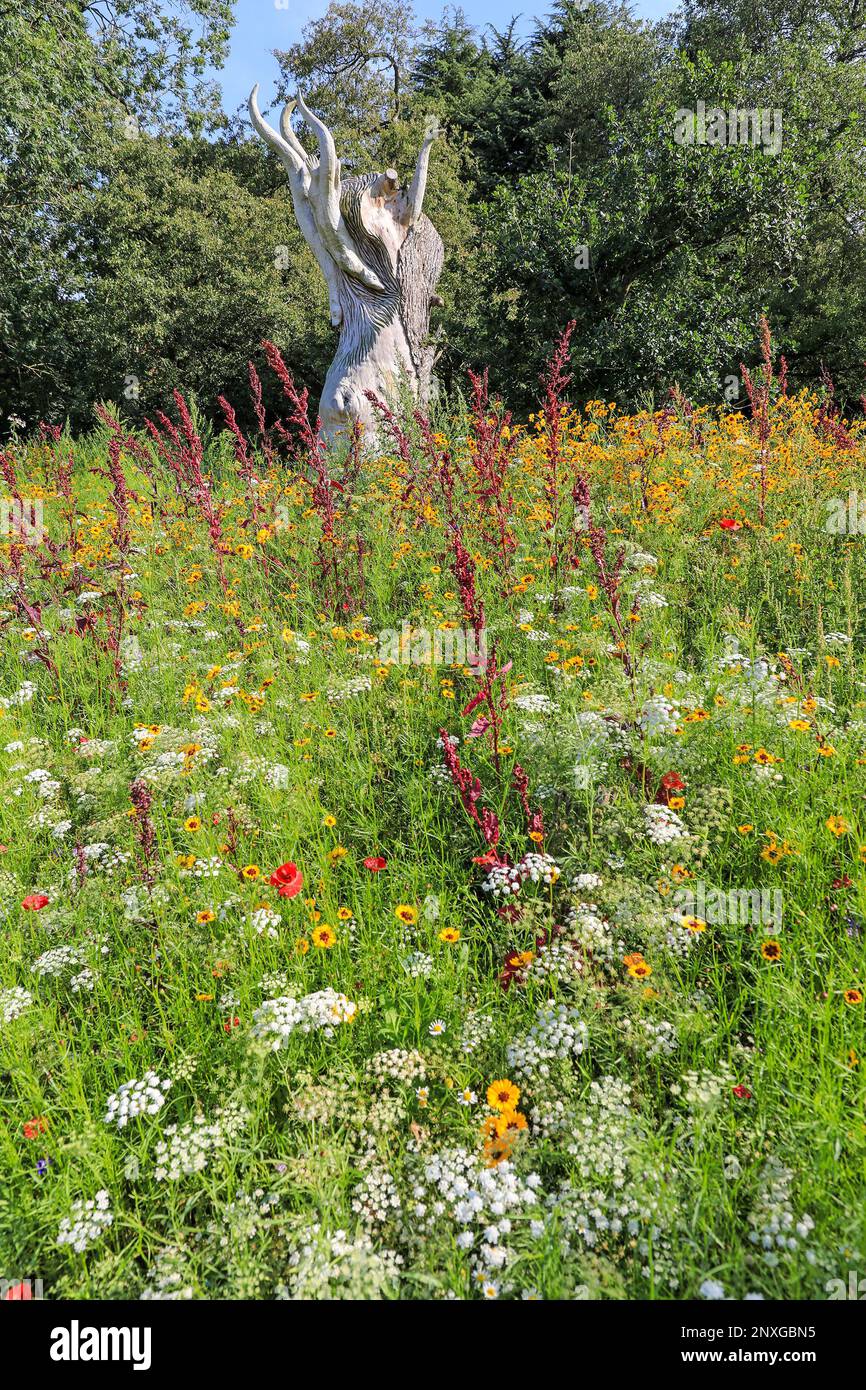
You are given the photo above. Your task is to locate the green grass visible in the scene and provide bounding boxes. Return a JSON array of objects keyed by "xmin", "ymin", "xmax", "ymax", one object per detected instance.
[{"xmin": 0, "ymin": 392, "xmax": 865, "ymax": 1301}]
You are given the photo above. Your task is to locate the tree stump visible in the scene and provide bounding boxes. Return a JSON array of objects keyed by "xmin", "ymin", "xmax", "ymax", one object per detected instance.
[{"xmin": 249, "ymin": 86, "xmax": 444, "ymax": 445}]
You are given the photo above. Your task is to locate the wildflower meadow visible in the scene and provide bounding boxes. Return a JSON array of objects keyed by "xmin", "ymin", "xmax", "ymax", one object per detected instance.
[{"xmin": 1, "ymin": 317, "xmax": 865, "ymax": 1311}]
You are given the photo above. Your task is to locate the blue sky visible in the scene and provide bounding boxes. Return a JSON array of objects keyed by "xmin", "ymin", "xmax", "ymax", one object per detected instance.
[{"xmin": 216, "ymin": 0, "xmax": 675, "ymax": 117}]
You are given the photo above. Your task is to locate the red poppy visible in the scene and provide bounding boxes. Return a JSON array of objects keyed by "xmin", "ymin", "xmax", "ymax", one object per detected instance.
[
  {"xmin": 21, "ymin": 894, "xmax": 49, "ymax": 911},
  {"xmin": 472, "ymin": 849, "xmax": 502, "ymax": 867},
  {"xmin": 660, "ymin": 772, "xmax": 685, "ymax": 791},
  {"xmin": 268, "ymin": 862, "xmax": 303, "ymax": 897},
  {"xmin": 732, "ymin": 1084, "xmax": 752, "ymax": 1100},
  {"xmin": 23, "ymin": 1117, "xmax": 49, "ymax": 1140},
  {"xmin": 719, "ymin": 518, "xmax": 742, "ymax": 531},
  {"xmin": 362, "ymin": 856, "xmax": 388, "ymax": 872},
  {"xmin": 223, "ymin": 1016, "xmax": 241, "ymax": 1034}
]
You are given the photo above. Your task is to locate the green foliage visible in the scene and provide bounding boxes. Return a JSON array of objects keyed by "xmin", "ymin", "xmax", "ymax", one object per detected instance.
[{"xmin": 5, "ymin": 0, "xmax": 866, "ymax": 427}]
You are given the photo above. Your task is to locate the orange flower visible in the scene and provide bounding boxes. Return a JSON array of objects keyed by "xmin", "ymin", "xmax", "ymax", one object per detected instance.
[
  {"xmin": 486, "ymin": 1079, "xmax": 520, "ymax": 1112},
  {"xmin": 494, "ymin": 1110, "xmax": 528, "ymax": 1137},
  {"xmin": 628, "ymin": 961, "xmax": 653, "ymax": 979}
]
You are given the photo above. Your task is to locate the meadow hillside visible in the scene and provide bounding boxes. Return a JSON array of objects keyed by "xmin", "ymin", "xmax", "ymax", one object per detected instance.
[{"xmin": 0, "ymin": 330, "xmax": 865, "ymax": 1300}]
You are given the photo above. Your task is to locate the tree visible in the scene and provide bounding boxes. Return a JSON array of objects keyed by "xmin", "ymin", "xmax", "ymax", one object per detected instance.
[
  {"xmin": 0, "ymin": 0, "xmax": 233, "ymax": 428},
  {"xmin": 55, "ymin": 135, "xmax": 331, "ymax": 427}
]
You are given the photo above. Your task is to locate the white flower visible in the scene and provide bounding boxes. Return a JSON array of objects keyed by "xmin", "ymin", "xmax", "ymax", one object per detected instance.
[
  {"xmin": 251, "ymin": 990, "xmax": 356, "ymax": 1049},
  {"xmin": 700, "ymin": 1279, "xmax": 726, "ymax": 1300},
  {"xmin": 0, "ymin": 986, "xmax": 33, "ymax": 1025},
  {"xmin": 104, "ymin": 1071, "xmax": 171, "ymax": 1130},
  {"xmin": 428, "ymin": 1019, "xmax": 446, "ymax": 1036},
  {"xmin": 57, "ymin": 1190, "xmax": 113, "ymax": 1252},
  {"xmin": 644, "ymin": 803, "xmax": 686, "ymax": 846}
]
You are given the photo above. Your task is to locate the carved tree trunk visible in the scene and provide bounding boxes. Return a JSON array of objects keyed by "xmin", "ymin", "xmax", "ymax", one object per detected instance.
[{"xmin": 249, "ymin": 87, "xmax": 444, "ymax": 445}]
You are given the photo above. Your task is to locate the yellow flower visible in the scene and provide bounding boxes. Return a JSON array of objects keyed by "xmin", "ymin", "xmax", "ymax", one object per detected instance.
[
  {"xmin": 487, "ymin": 1080, "xmax": 520, "ymax": 1112},
  {"xmin": 494, "ymin": 1109, "xmax": 528, "ymax": 1137},
  {"xmin": 788, "ymin": 719, "xmax": 810, "ymax": 732},
  {"xmin": 826, "ymin": 815, "xmax": 850, "ymax": 837},
  {"xmin": 760, "ymin": 939, "xmax": 782, "ymax": 962},
  {"xmin": 323, "ymin": 814, "xmax": 337, "ymax": 828},
  {"xmin": 312, "ymin": 925, "xmax": 336, "ymax": 949},
  {"xmin": 184, "ymin": 816, "xmax": 201, "ymax": 832},
  {"xmin": 395, "ymin": 903, "xmax": 418, "ymax": 925},
  {"xmin": 737, "ymin": 824, "xmax": 754, "ymax": 834},
  {"xmin": 242, "ymin": 865, "xmax": 260, "ymax": 880},
  {"xmin": 753, "ymin": 748, "xmax": 777, "ymax": 766},
  {"xmin": 438, "ymin": 927, "xmax": 460, "ymax": 943},
  {"xmin": 294, "ymin": 937, "xmax": 310, "ymax": 955},
  {"xmin": 627, "ymin": 961, "xmax": 653, "ymax": 979},
  {"xmin": 681, "ymin": 915, "xmax": 706, "ymax": 933},
  {"xmin": 196, "ymin": 909, "xmax": 215, "ymax": 924}
]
